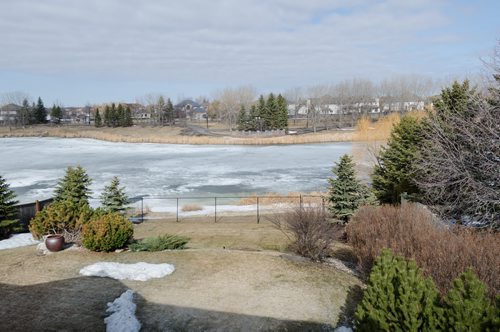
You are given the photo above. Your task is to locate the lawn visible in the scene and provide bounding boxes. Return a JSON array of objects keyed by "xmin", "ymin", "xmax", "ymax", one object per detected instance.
[{"xmin": 0, "ymin": 216, "xmax": 361, "ymax": 331}]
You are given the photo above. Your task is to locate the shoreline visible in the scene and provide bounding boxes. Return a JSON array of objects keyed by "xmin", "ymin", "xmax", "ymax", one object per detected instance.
[{"xmin": 0, "ymin": 125, "xmax": 356, "ymax": 145}]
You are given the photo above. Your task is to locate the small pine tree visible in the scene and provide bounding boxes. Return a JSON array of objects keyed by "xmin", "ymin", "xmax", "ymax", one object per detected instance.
[
  {"xmin": 0, "ymin": 175, "xmax": 19, "ymax": 239},
  {"xmin": 372, "ymin": 115, "xmax": 424, "ymax": 204},
  {"xmin": 355, "ymin": 249, "xmax": 442, "ymax": 331},
  {"xmin": 257, "ymin": 95, "xmax": 267, "ymax": 131},
  {"xmin": 442, "ymin": 269, "xmax": 498, "ymax": 330},
  {"xmin": 328, "ymin": 154, "xmax": 374, "ymax": 223},
  {"xmin": 110, "ymin": 103, "xmax": 118, "ymax": 127},
  {"xmin": 54, "ymin": 166, "xmax": 92, "ymax": 206},
  {"xmin": 100, "ymin": 177, "xmax": 129, "ymax": 213},
  {"xmin": 249, "ymin": 104, "xmax": 259, "ymax": 131},
  {"xmin": 94, "ymin": 109, "xmax": 102, "ymax": 127},
  {"xmin": 266, "ymin": 93, "xmax": 278, "ymax": 129},
  {"xmin": 33, "ymin": 97, "xmax": 47, "ymax": 124},
  {"xmin": 50, "ymin": 105, "xmax": 63, "ymax": 124}
]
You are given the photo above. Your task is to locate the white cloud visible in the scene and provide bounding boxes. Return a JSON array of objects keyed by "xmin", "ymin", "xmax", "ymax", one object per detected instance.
[{"xmin": 0, "ymin": 0, "xmax": 490, "ymax": 97}]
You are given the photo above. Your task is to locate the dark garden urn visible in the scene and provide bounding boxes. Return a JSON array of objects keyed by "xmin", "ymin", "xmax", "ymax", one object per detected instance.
[{"xmin": 45, "ymin": 234, "xmax": 65, "ymax": 252}]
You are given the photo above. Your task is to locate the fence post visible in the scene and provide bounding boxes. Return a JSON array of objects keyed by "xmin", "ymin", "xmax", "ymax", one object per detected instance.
[
  {"xmin": 141, "ymin": 197, "xmax": 144, "ymax": 223},
  {"xmin": 257, "ymin": 196, "xmax": 260, "ymax": 224},
  {"xmin": 299, "ymin": 194, "xmax": 303, "ymax": 210},
  {"xmin": 214, "ymin": 197, "xmax": 217, "ymax": 223},
  {"xmin": 176, "ymin": 197, "xmax": 179, "ymax": 222}
]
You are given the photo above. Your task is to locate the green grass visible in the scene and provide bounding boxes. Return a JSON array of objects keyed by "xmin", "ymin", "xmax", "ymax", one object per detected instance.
[{"xmin": 129, "ymin": 234, "xmax": 189, "ymax": 252}]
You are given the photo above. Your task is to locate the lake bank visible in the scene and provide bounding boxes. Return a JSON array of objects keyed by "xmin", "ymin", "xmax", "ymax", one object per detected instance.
[{"xmin": 0, "ymin": 125, "xmax": 356, "ymax": 145}]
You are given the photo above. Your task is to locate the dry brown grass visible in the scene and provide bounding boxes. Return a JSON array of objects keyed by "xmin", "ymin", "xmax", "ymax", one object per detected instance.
[
  {"xmin": 181, "ymin": 204, "xmax": 203, "ymax": 212},
  {"xmin": 0, "ymin": 125, "xmax": 355, "ymax": 145},
  {"xmin": 346, "ymin": 204, "xmax": 499, "ymax": 298},
  {"xmin": 238, "ymin": 192, "xmax": 326, "ymax": 205}
]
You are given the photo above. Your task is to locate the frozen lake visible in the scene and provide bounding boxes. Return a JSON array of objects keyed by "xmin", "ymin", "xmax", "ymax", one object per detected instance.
[{"xmin": 0, "ymin": 137, "xmax": 353, "ymax": 204}]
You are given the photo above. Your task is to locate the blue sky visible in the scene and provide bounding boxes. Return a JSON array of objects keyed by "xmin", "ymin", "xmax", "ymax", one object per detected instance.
[{"xmin": 0, "ymin": 0, "xmax": 498, "ymax": 106}]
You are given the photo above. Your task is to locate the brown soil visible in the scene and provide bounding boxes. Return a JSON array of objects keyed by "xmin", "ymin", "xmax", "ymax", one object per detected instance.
[{"xmin": 0, "ymin": 217, "xmax": 361, "ymax": 331}]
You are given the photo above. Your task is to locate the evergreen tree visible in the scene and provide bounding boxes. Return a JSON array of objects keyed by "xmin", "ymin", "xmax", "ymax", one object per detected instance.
[
  {"xmin": 50, "ymin": 105, "xmax": 63, "ymax": 124},
  {"xmin": 54, "ymin": 166, "xmax": 92, "ymax": 206},
  {"xmin": 33, "ymin": 97, "xmax": 47, "ymax": 124},
  {"xmin": 19, "ymin": 98, "xmax": 32, "ymax": 126},
  {"xmin": 100, "ymin": 176, "xmax": 129, "ymax": 213},
  {"xmin": 442, "ymin": 269, "xmax": 498, "ymax": 330},
  {"xmin": 94, "ymin": 109, "xmax": 102, "ymax": 127},
  {"xmin": 109, "ymin": 103, "xmax": 118, "ymax": 127},
  {"xmin": 372, "ymin": 116, "xmax": 424, "ymax": 204},
  {"xmin": 249, "ymin": 104, "xmax": 259, "ymax": 131},
  {"xmin": 104, "ymin": 105, "xmax": 111, "ymax": 127},
  {"xmin": 0, "ymin": 175, "xmax": 19, "ymax": 239},
  {"xmin": 266, "ymin": 93, "xmax": 278, "ymax": 129},
  {"xmin": 256, "ymin": 95, "xmax": 267, "ymax": 131},
  {"xmin": 328, "ymin": 154, "xmax": 375, "ymax": 223},
  {"xmin": 236, "ymin": 105, "xmax": 248, "ymax": 131},
  {"xmin": 124, "ymin": 106, "xmax": 133, "ymax": 126},
  {"xmin": 276, "ymin": 94, "xmax": 289, "ymax": 131},
  {"xmin": 355, "ymin": 249, "xmax": 443, "ymax": 331},
  {"xmin": 166, "ymin": 98, "xmax": 174, "ymax": 125},
  {"xmin": 117, "ymin": 103, "xmax": 125, "ymax": 127}
]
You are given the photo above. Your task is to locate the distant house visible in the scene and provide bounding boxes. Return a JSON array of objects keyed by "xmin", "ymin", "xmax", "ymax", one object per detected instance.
[
  {"xmin": 0, "ymin": 104, "xmax": 21, "ymax": 125},
  {"xmin": 174, "ymin": 100, "xmax": 207, "ymax": 120},
  {"xmin": 61, "ymin": 107, "xmax": 91, "ymax": 124}
]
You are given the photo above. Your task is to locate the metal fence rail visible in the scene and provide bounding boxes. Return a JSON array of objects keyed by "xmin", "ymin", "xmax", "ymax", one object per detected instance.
[{"xmin": 129, "ymin": 194, "xmax": 326, "ymax": 224}]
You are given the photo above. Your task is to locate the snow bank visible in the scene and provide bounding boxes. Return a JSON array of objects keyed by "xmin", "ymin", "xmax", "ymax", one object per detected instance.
[
  {"xmin": 0, "ymin": 233, "xmax": 40, "ymax": 250},
  {"xmin": 80, "ymin": 262, "xmax": 175, "ymax": 281},
  {"xmin": 105, "ymin": 290, "xmax": 141, "ymax": 332}
]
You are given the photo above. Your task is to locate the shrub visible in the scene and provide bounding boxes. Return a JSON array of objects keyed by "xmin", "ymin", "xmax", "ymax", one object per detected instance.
[
  {"xmin": 29, "ymin": 200, "xmax": 94, "ymax": 242},
  {"xmin": 355, "ymin": 249, "xmax": 442, "ymax": 331},
  {"xmin": 271, "ymin": 205, "xmax": 336, "ymax": 261},
  {"xmin": 346, "ymin": 204, "xmax": 499, "ymax": 297},
  {"xmin": 82, "ymin": 212, "xmax": 133, "ymax": 252},
  {"xmin": 443, "ymin": 269, "xmax": 498, "ymax": 330},
  {"xmin": 129, "ymin": 234, "xmax": 189, "ymax": 252}
]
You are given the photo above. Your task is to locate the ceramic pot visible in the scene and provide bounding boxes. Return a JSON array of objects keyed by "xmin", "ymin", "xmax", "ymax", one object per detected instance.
[{"xmin": 45, "ymin": 234, "xmax": 64, "ymax": 252}]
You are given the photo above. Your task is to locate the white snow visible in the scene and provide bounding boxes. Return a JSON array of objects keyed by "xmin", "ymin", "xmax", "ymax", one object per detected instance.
[
  {"xmin": 104, "ymin": 289, "xmax": 141, "ymax": 332},
  {"xmin": 334, "ymin": 327, "xmax": 353, "ymax": 332},
  {"xmin": 80, "ymin": 262, "xmax": 175, "ymax": 281},
  {"xmin": 0, "ymin": 233, "xmax": 40, "ymax": 250}
]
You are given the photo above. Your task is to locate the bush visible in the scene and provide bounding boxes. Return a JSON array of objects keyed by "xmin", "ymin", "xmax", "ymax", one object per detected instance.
[
  {"xmin": 443, "ymin": 269, "xmax": 499, "ymax": 330},
  {"xmin": 355, "ymin": 249, "xmax": 442, "ymax": 331},
  {"xmin": 129, "ymin": 234, "xmax": 189, "ymax": 252},
  {"xmin": 82, "ymin": 212, "xmax": 133, "ymax": 252},
  {"xmin": 346, "ymin": 204, "xmax": 499, "ymax": 297},
  {"xmin": 271, "ymin": 205, "xmax": 336, "ymax": 261},
  {"xmin": 29, "ymin": 200, "xmax": 94, "ymax": 242}
]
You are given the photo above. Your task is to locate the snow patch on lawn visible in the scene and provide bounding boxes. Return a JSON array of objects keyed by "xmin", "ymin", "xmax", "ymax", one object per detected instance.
[
  {"xmin": 80, "ymin": 262, "xmax": 175, "ymax": 281},
  {"xmin": 0, "ymin": 233, "xmax": 39, "ymax": 250},
  {"xmin": 334, "ymin": 327, "xmax": 353, "ymax": 332},
  {"xmin": 105, "ymin": 290, "xmax": 141, "ymax": 332}
]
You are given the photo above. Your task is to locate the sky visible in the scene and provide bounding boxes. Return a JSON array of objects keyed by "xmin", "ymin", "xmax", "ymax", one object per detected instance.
[{"xmin": 0, "ymin": 0, "xmax": 499, "ymax": 106}]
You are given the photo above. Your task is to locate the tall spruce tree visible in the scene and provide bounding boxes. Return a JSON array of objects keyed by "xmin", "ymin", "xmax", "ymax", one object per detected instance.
[
  {"xmin": 94, "ymin": 109, "xmax": 102, "ymax": 127},
  {"xmin": 355, "ymin": 249, "xmax": 443, "ymax": 331},
  {"xmin": 100, "ymin": 176, "xmax": 129, "ymax": 213},
  {"xmin": 124, "ymin": 106, "xmax": 133, "ymax": 126},
  {"xmin": 249, "ymin": 104, "xmax": 259, "ymax": 131},
  {"xmin": 328, "ymin": 154, "xmax": 375, "ymax": 223},
  {"xmin": 54, "ymin": 166, "xmax": 92, "ymax": 206},
  {"xmin": 104, "ymin": 105, "xmax": 111, "ymax": 127},
  {"xmin": 276, "ymin": 94, "xmax": 288, "ymax": 131},
  {"xmin": 236, "ymin": 105, "xmax": 248, "ymax": 131},
  {"xmin": 110, "ymin": 103, "xmax": 118, "ymax": 127},
  {"xmin": 0, "ymin": 175, "xmax": 19, "ymax": 239},
  {"xmin": 266, "ymin": 93, "xmax": 278, "ymax": 129},
  {"xmin": 117, "ymin": 103, "xmax": 125, "ymax": 127},
  {"xmin": 372, "ymin": 115, "xmax": 424, "ymax": 204},
  {"xmin": 33, "ymin": 97, "xmax": 47, "ymax": 124},
  {"xmin": 256, "ymin": 95, "xmax": 267, "ymax": 131}
]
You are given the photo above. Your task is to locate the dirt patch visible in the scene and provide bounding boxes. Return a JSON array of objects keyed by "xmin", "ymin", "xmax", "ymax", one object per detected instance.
[{"xmin": 0, "ymin": 218, "xmax": 361, "ymax": 331}]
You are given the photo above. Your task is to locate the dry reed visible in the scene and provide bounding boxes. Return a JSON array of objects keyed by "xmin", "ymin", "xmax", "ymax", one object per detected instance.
[{"xmin": 181, "ymin": 204, "xmax": 203, "ymax": 212}]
